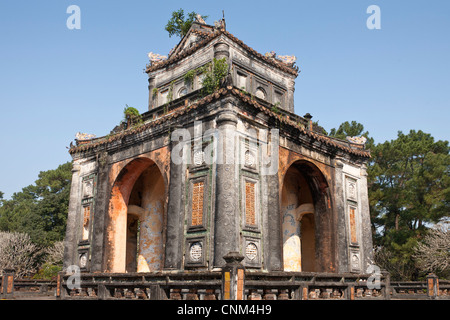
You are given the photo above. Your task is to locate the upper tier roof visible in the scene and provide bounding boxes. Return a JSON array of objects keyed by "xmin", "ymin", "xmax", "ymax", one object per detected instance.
[{"xmin": 145, "ymin": 21, "xmax": 299, "ymax": 77}]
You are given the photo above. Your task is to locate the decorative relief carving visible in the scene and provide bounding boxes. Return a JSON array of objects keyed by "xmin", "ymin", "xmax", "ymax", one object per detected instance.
[
  {"xmin": 351, "ymin": 251, "xmax": 361, "ymax": 272},
  {"xmin": 190, "ymin": 242, "xmax": 203, "ymax": 262},
  {"xmin": 83, "ymin": 178, "xmax": 94, "ymax": 199},
  {"xmin": 244, "ymin": 150, "xmax": 255, "ymax": 168},
  {"xmin": 193, "ymin": 150, "xmax": 205, "ymax": 166},
  {"xmin": 79, "ymin": 253, "xmax": 88, "ymax": 268},
  {"xmin": 245, "ymin": 242, "xmax": 258, "ymax": 261},
  {"xmin": 346, "ymin": 178, "xmax": 357, "ymax": 201}
]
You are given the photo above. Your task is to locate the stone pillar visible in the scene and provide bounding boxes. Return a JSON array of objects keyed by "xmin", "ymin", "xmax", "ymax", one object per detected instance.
[
  {"xmin": 427, "ymin": 273, "xmax": 439, "ymax": 299},
  {"xmin": 286, "ymin": 78, "xmax": 295, "ymax": 113},
  {"xmin": 148, "ymin": 76, "xmax": 156, "ymax": 110},
  {"xmin": 334, "ymin": 159, "xmax": 348, "ymax": 273},
  {"xmin": 63, "ymin": 161, "xmax": 81, "ymax": 270},
  {"xmin": 90, "ymin": 152, "xmax": 109, "ymax": 272},
  {"xmin": 359, "ymin": 163, "xmax": 374, "ymax": 272},
  {"xmin": 214, "ymin": 42, "xmax": 230, "ymax": 62},
  {"xmin": 214, "ymin": 110, "xmax": 239, "ymax": 268},
  {"xmin": 222, "ymin": 252, "xmax": 245, "ymax": 300},
  {"xmin": 1, "ymin": 268, "xmax": 15, "ymax": 298},
  {"xmin": 165, "ymin": 125, "xmax": 186, "ymax": 269},
  {"xmin": 265, "ymin": 172, "xmax": 282, "ymax": 271}
]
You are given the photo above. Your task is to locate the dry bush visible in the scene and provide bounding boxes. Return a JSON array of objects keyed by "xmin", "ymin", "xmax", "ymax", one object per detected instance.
[
  {"xmin": 414, "ymin": 224, "xmax": 450, "ymax": 278},
  {"xmin": 44, "ymin": 240, "xmax": 64, "ymax": 265},
  {"xmin": 0, "ymin": 231, "xmax": 39, "ymax": 278}
]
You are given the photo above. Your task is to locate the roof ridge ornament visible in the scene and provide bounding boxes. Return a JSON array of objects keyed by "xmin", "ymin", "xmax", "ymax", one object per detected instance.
[
  {"xmin": 147, "ymin": 52, "xmax": 168, "ymax": 65},
  {"xmin": 346, "ymin": 136, "xmax": 367, "ymax": 145},
  {"xmin": 265, "ymin": 51, "xmax": 297, "ymax": 67},
  {"xmin": 76, "ymin": 132, "xmax": 96, "ymax": 141},
  {"xmin": 195, "ymin": 14, "xmax": 206, "ymax": 24},
  {"xmin": 277, "ymin": 54, "xmax": 297, "ymax": 66}
]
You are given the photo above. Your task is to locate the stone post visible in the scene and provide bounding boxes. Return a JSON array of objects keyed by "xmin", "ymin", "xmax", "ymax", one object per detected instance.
[
  {"xmin": 427, "ymin": 273, "xmax": 439, "ymax": 299},
  {"xmin": 1, "ymin": 268, "xmax": 15, "ymax": 298},
  {"xmin": 222, "ymin": 252, "xmax": 245, "ymax": 300}
]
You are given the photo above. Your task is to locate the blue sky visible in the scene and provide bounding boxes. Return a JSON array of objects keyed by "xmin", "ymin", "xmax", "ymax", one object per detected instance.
[{"xmin": 0, "ymin": 0, "xmax": 449, "ymax": 199}]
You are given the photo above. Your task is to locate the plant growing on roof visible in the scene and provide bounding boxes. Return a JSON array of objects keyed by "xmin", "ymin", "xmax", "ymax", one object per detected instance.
[
  {"xmin": 165, "ymin": 9, "xmax": 208, "ymax": 38},
  {"xmin": 271, "ymin": 102, "xmax": 281, "ymax": 115},
  {"xmin": 184, "ymin": 58, "xmax": 229, "ymax": 97},
  {"xmin": 200, "ymin": 57, "xmax": 229, "ymax": 97},
  {"xmin": 123, "ymin": 105, "xmax": 142, "ymax": 128},
  {"xmin": 167, "ymin": 81, "xmax": 175, "ymax": 104},
  {"xmin": 184, "ymin": 69, "xmax": 197, "ymax": 88}
]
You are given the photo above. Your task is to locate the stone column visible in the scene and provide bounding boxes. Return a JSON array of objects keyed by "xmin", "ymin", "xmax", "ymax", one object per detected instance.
[
  {"xmin": 148, "ymin": 76, "xmax": 156, "ymax": 110},
  {"xmin": 63, "ymin": 161, "xmax": 81, "ymax": 270},
  {"xmin": 214, "ymin": 42, "xmax": 230, "ymax": 62},
  {"xmin": 286, "ymin": 78, "xmax": 296, "ymax": 113},
  {"xmin": 90, "ymin": 152, "xmax": 109, "ymax": 272},
  {"xmin": 334, "ymin": 159, "xmax": 349, "ymax": 273},
  {"xmin": 164, "ymin": 125, "xmax": 186, "ymax": 269},
  {"xmin": 214, "ymin": 109, "xmax": 239, "ymax": 268},
  {"xmin": 359, "ymin": 163, "xmax": 374, "ymax": 272}
]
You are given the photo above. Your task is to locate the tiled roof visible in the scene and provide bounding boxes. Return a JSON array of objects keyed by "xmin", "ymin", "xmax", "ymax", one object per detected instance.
[
  {"xmin": 145, "ymin": 29, "xmax": 299, "ymax": 76},
  {"xmin": 69, "ymin": 86, "xmax": 370, "ymax": 158}
]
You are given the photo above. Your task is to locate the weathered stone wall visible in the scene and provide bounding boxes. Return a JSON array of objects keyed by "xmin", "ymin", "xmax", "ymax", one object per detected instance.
[{"xmin": 148, "ymin": 34, "xmax": 296, "ymax": 113}]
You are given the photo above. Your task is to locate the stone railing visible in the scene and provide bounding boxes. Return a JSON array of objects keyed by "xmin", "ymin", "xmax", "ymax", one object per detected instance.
[
  {"xmin": 0, "ymin": 268, "xmax": 57, "ymax": 299},
  {"xmin": 244, "ymin": 271, "xmax": 390, "ymax": 300},
  {"xmin": 54, "ymin": 253, "xmax": 390, "ymax": 301},
  {"xmin": 57, "ymin": 271, "xmax": 223, "ymax": 300},
  {"xmin": 390, "ymin": 275, "xmax": 450, "ymax": 300},
  {"xmin": 56, "ymin": 271, "xmax": 389, "ymax": 301},
  {"xmin": 2, "ymin": 257, "xmax": 448, "ymax": 300}
]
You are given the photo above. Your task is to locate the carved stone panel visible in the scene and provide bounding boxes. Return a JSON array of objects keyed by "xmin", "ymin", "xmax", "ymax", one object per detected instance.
[
  {"xmin": 185, "ymin": 237, "xmax": 207, "ymax": 267},
  {"xmin": 346, "ymin": 177, "xmax": 357, "ymax": 202},
  {"xmin": 244, "ymin": 237, "xmax": 261, "ymax": 268}
]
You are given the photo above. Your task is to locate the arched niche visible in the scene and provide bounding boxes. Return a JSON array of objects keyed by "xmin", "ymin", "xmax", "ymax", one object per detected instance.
[
  {"xmin": 105, "ymin": 158, "xmax": 166, "ymax": 273},
  {"xmin": 281, "ymin": 160, "xmax": 334, "ymax": 272}
]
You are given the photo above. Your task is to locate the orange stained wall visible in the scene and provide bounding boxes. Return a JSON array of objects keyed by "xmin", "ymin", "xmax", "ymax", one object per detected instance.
[{"xmin": 104, "ymin": 147, "xmax": 170, "ymax": 273}]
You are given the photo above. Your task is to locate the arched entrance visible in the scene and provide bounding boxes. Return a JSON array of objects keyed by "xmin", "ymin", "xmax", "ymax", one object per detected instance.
[
  {"xmin": 281, "ymin": 160, "xmax": 333, "ymax": 272},
  {"xmin": 105, "ymin": 158, "xmax": 166, "ymax": 273}
]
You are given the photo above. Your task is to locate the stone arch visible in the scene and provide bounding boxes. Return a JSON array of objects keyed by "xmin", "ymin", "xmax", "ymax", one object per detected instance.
[
  {"xmin": 280, "ymin": 160, "xmax": 334, "ymax": 272},
  {"xmin": 105, "ymin": 157, "xmax": 166, "ymax": 273}
]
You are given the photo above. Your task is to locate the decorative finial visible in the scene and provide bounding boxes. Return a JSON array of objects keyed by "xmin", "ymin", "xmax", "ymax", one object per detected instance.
[{"xmin": 196, "ymin": 14, "xmax": 206, "ymax": 24}]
